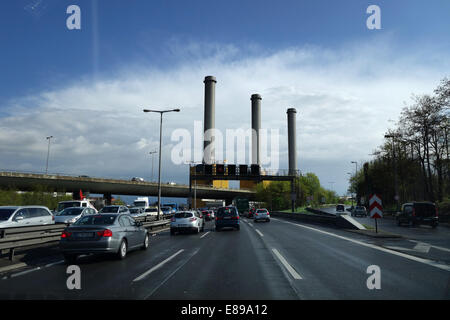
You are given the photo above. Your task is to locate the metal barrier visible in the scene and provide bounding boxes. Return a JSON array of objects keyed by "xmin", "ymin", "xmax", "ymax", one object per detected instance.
[{"xmin": 0, "ymin": 215, "xmax": 172, "ymax": 261}]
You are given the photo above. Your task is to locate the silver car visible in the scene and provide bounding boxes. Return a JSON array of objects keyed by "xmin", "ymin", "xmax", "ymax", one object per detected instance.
[
  {"xmin": 170, "ymin": 211, "xmax": 204, "ymax": 235},
  {"xmin": 254, "ymin": 208, "xmax": 270, "ymax": 222},
  {"xmin": 99, "ymin": 205, "xmax": 130, "ymax": 214},
  {"xmin": 60, "ymin": 213, "xmax": 149, "ymax": 263},
  {"xmin": 129, "ymin": 207, "xmax": 146, "ymax": 218},
  {"xmin": 0, "ymin": 206, "xmax": 55, "ymax": 228},
  {"xmin": 54, "ymin": 207, "xmax": 97, "ymax": 224}
]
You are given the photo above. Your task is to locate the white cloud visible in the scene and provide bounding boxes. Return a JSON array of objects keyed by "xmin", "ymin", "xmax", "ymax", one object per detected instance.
[{"xmin": 0, "ymin": 37, "xmax": 448, "ymax": 195}]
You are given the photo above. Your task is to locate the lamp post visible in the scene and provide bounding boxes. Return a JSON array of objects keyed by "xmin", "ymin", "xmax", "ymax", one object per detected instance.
[
  {"xmin": 143, "ymin": 108, "xmax": 180, "ymax": 220},
  {"xmin": 45, "ymin": 136, "xmax": 53, "ymax": 174},
  {"xmin": 385, "ymin": 134, "xmax": 400, "ymax": 211},
  {"xmin": 149, "ymin": 150, "xmax": 157, "ymax": 182},
  {"xmin": 347, "ymin": 172, "xmax": 354, "ymax": 207}
]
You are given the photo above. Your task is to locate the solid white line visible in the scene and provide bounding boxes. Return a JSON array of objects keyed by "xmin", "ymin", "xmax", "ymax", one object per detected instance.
[
  {"xmin": 44, "ymin": 260, "xmax": 65, "ymax": 268},
  {"xmin": 255, "ymin": 229, "xmax": 264, "ymax": 237},
  {"xmin": 133, "ymin": 249, "xmax": 184, "ymax": 282},
  {"xmin": 248, "ymin": 223, "xmax": 254, "ymax": 228},
  {"xmin": 281, "ymin": 220, "xmax": 450, "ymax": 272},
  {"xmin": 10, "ymin": 267, "xmax": 41, "ymax": 278},
  {"xmin": 272, "ymin": 248, "xmax": 302, "ymax": 280},
  {"xmin": 200, "ymin": 231, "xmax": 210, "ymax": 239}
]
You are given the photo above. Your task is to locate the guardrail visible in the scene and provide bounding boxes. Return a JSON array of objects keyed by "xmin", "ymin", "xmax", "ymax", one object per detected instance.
[{"xmin": 0, "ymin": 215, "xmax": 172, "ymax": 261}]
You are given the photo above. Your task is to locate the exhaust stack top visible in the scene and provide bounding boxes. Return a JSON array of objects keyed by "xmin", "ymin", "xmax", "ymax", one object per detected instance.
[
  {"xmin": 251, "ymin": 94, "xmax": 262, "ymax": 165},
  {"xmin": 203, "ymin": 76, "xmax": 216, "ymax": 164},
  {"xmin": 287, "ymin": 108, "xmax": 297, "ymax": 175}
]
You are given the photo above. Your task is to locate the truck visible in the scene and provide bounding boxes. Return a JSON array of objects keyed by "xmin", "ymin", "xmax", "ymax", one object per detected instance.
[
  {"xmin": 232, "ymin": 196, "xmax": 249, "ymax": 216},
  {"xmin": 134, "ymin": 197, "xmax": 150, "ymax": 208}
]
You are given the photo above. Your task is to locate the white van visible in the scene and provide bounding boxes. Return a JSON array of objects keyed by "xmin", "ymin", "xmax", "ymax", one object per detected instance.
[{"xmin": 56, "ymin": 200, "xmax": 97, "ymax": 214}]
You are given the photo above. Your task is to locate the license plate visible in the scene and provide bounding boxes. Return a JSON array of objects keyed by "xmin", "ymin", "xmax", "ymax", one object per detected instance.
[
  {"xmin": 178, "ymin": 224, "xmax": 187, "ymax": 227},
  {"xmin": 75, "ymin": 232, "xmax": 94, "ymax": 238},
  {"xmin": 224, "ymin": 217, "xmax": 231, "ymax": 219}
]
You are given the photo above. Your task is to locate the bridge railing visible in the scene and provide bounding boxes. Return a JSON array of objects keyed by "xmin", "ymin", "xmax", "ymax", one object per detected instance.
[{"xmin": 0, "ymin": 216, "xmax": 172, "ymax": 261}]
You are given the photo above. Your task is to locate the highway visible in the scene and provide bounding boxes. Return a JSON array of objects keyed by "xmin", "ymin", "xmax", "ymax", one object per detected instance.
[{"xmin": 1, "ymin": 215, "xmax": 449, "ymax": 300}]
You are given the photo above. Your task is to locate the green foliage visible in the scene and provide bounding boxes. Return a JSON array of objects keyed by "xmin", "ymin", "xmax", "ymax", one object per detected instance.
[
  {"xmin": 256, "ymin": 172, "xmax": 339, "ymax": 210},
  {"xmin": 112, "ymin": 197, "xmax": 126, "ymax": 205},
  {"xmin": 0, "ymin": 186, "xmax": 72, "ymax": 210}
]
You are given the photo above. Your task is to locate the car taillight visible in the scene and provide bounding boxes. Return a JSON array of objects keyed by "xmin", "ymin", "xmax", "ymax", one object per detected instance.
[
  {"xmin": 255, "ymin": 213, "xmax": 258, "ymax": 216},
  {"xmin": 231, "ymin": 216, "xmax": 239, "ymax": 220},
  {"xmin": 52, "ymin": 215, "xmax": 55, "ymax": 221},
  {"xmin": 412, "ymin": 208, "xmax": 416, "ymax": 217},
  {"xmin": 216, "ymin": 216, "xmax": 222, "ymax": 220},
  {"xmin": 97, "ymin": 229, "xmax": 113, "ymax": 237},
  {"xmin": 61, "ymin": 231, "xmax": 72, "ymax": 238},
  {"xmin": 435, "ymin": 207, "xmax": 438, "ymax": 217}
]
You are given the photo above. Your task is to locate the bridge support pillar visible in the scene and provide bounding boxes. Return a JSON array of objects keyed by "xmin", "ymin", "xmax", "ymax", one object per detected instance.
[
  {"xmin": 225, "ymin": 199, "xmax": 232, "ymax": 206},
  {"xmin": 104, "ymin": 193, "xmax": 112, "ymax": 206}
]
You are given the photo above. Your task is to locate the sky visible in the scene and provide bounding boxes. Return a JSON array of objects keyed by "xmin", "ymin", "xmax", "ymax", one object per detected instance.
[{"xmin": 0, "ymin": 0, "xmax": 449, "ymax": 199}]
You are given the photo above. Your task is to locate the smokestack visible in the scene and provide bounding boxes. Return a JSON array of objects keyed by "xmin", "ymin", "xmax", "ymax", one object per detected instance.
[
  {"xmin": 203, "ymin": 76, "xmax": 216, "ymax": 164},
  {"xmin": 251, "ymin": 94, "xmax": 261, "ymax": 165},
  {"xmin": 287, "ymin": 108, "xmax": 297, "ymax": 174}
]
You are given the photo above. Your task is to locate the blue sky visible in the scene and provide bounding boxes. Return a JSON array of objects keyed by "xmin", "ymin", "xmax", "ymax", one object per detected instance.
[{"xmin": 1, "ymin": 0, "xmax": 449, "ymax": 197}]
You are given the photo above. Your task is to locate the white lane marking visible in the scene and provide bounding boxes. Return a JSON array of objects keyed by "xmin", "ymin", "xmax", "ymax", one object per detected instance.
[
  {"xmin": 143, "ymin": 248, "xmax": 200, "ymax": 299},
  {"xmin": 200, "ymin": 231, "xmax": 210, "ymax": 239},
  {"xmin": 409, "ymin": 240, "xmax": 450, "ymax": 253},
  {"xmin": 272, "ymin": 248, "xmax": 302, "ymax": 280},
  {"xmin": 412, "ymin": 242, "xmax": 431, "ymax": 253},
  {"xmin": 133, "ymin": 249, "xmax": 184, "ymax": 282},
  {"xmin": 44, "ymin": 260, "xmax": 65, "ymax": 268},
  {"xmin": 255, "ymin": 229, "xmax": 264, "ymax": 237},
  {"xmin": 10, "ymin": 267, "xmax": 41, "ymax": 278},
  {"xmin": 280, "ymin": 220, "xmax": 450, "ymax": 272},
  {"xmin": 248, "ymin": 223, "xmax": 254, "ymax": 228}
]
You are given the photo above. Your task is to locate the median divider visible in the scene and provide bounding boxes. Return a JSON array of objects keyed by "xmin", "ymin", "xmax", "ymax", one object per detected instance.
[
  {"xmin": 0, "ymin": 215, "xmax": 172, "ymax": 261},
  {"xmin": 270, "ymin": 208, "xmax": 365, "ymax": 230}
]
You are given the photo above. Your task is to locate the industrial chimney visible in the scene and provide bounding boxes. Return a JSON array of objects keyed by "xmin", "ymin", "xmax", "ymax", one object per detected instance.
[
  {"xmin": 203, "ymin": 76, "xmax": 216, "ymax": 165},
  {"xmin": 287, "ymin": 108, "xmax": 297, "ymax": 175},
  {"xmin": 251, "ymin": 94, "xmax": 261, "ymax": 165}
]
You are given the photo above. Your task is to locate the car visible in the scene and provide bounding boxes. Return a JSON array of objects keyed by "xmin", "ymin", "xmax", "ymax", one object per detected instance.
[
  {"xmin": 396, "ymin": 202, "xmax": 438, "ymax": 228},
  {"xmin": 351, "ymin": 206, "xmax": 367, "ymax": 217},
  {"xmin": 215, "ymin": 206, "xmax": 240, "ymax": 231},
  {"xmin": 208, "ymin": 210, "xmax": 215, "ymax": 219},
  {"xmin": 161, "ymin": 206, "xmax": 173, "ymax": 216},
  {"xmin": 131, "ymin": 177, "xmax": 145, "ymax": 182},
  {"xmin": 144, "ymin": 207, "xmax": 163, "ymax": 217},
  {"xmin": 0, "ymin": 206, "xmax": 55, "ymax": 228},
  {"xmin": 201, "ymin": 210, "xmax": 213, "ymax": 221},
  {"xmin": 54, "ymin": 207, "xmax": 97, "ymax": 224},
  {"xmin": 99, "ymin": 205, "xmax": 130, "ymax": 215},
  {"xmin": 336, "ymin": 204, "xmax": 345, "ymax": 212},
  {"xmin": 254, "ymin": 208, "xmax": 270, "ymax": 222},
  {"xmin": 59, "ymin": 213, "xmax": 149, "ymax": 263},
  {"xmin": 170, "ymin": 211, "xmax": 204, "ymax": 235},
  {"xmin": 129, "ymin": 207, "xmax": 146, "ymax": 218}
]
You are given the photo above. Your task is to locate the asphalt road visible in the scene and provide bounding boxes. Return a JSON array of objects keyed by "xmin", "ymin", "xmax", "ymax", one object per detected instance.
[{"xmin": 0, "ymin": 216, "xmax": 449, "ymax": 299}]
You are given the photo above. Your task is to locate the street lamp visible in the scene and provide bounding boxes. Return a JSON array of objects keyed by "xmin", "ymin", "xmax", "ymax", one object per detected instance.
[
  {"xmin": 45, "ymin": 136, "xmax": 53, "ymax": 174},
  {"xmin": 149, "ymin": 150, "xmax": 157, "ymax": 182},
  {"xmin": 385, "ymin": 134, "xmax": 400, "ymax": 211},
  {"xmin": 143, "ymin": 108, "xmax": 180, "ymax": 220}
]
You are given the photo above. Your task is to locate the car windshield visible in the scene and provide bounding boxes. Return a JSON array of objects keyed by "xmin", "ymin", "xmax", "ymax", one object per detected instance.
[
  {"xmin": 0, "ymin": 209, "xmax": 16, "ymax": 221},
  {"xmin": 145, "ymin": 208, "xmax": 157, "ymax": 212},
  {"xmin": 256, "ymin": 209, "xmax": 267, "ymax": 213},
  {"xmin": 74, "ymin": 215, "xmax": 116, "ymax": 225},
  {"xmin": 130, "ymin": 208, "xmax": 140, "ymax": 213},
  {"xmin": 217, "ymin": 207, "xmax": 237, "ymax": 216},
  {"xmin": 134, "ymin": 201, "xmax": 147, "ymax": 207},
  {"xmin": 56, "ymin": 207, "xmax": 84, "ymax": 216},
  {"xmin": 99, "ymin": 206, "xmax": 119, "ymax": 213},
  {"xmin": 175, "ymin": 212, "xmax": 193, "ymax": 218},
  {"xmin": 57, "ymin": 202, "xmax": 81, "ymax": 212}
]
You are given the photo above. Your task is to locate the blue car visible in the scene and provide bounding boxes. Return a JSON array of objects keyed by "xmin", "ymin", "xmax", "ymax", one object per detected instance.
[{"xmin": 215, "ymin": 206, "xmax": 240, "ymax": 231}]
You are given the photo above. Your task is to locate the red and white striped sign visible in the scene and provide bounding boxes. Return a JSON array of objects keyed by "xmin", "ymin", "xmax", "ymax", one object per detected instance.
[{"xmin": 369, "ymin": 194, "xmax": 383, "ymax": 219}]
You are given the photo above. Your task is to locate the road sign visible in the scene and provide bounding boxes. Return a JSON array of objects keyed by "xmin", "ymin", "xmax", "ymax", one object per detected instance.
[{"xmin": 369, "ymin": 194, "xmax": 383, "ymax": 219}]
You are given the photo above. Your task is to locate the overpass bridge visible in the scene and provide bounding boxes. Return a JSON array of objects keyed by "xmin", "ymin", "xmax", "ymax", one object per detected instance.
[{"xmin": 0, "ymin": 171, "xmax": 255, "ymax": 203}]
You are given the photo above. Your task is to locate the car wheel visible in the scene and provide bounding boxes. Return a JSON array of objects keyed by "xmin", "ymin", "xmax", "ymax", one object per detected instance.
[
  {"xmin": 201, "ymin": 223, "xmax": 205, "ymax": 232},
  {"xmin": 216, "ymin": 227, "xmax": 221, "ymax": 232},
  {"xmin": 267, "ymin": 219, "xmax": 270, "ymax": 222},
  {"xmin": 117, "ymin": 239, "xmax": 127, "ymax": 260},
  {"xmin": 141, "ymin": 233, "xmax": 149, "ymax": 250},
  {"xmin": 236, "ymin": 225, "xmax": 240, "ymax": 231},
  {"xmin": 63, "ymin": 253, "xmax": 77, "ymax": 264}
]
